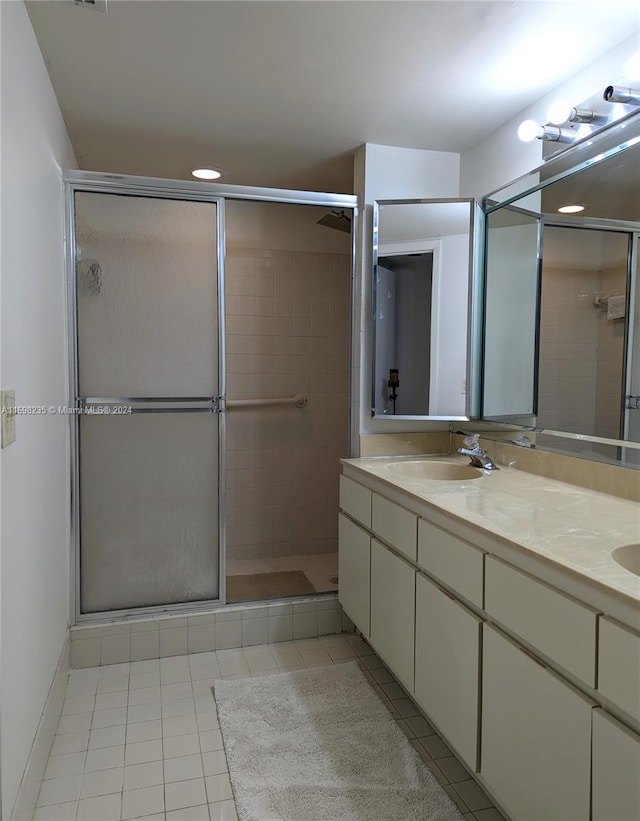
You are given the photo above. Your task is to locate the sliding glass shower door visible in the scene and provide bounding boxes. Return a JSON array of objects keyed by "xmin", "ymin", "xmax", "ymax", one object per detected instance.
[{"xmin": 74, "ymin": 192, "xmax": 222, "ymax": 614}]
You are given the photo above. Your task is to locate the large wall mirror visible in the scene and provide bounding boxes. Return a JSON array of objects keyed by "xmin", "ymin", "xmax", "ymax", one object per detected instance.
[
  {"xmin": 482, "ymin": 110, "xmax": 640, "ymax": 465},
  {"xmin": 371, "ymin": 198, "xmax": 481, "ymax": 419}
]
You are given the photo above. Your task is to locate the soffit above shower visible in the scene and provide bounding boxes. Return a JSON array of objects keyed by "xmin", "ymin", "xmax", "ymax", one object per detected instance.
[{"xmin": 26, "ymin": 0, "xmax": 639, "ymax": 192}]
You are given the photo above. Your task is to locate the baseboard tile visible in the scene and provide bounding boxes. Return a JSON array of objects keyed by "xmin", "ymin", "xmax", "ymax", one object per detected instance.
[{"xmin": 70, "ymin": 594, "xmax": 353, "ymax": 668}]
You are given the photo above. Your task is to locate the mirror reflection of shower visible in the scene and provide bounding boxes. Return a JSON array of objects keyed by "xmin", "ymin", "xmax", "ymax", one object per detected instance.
[{"xmin": 538, "ymin": 225, "xmax": 631, "ymax": 442}]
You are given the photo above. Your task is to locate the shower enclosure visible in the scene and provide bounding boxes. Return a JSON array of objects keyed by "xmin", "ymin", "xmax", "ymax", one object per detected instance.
[{"xmin": 67, "ymin": 172, "xmax": 356, "ymax": 621}]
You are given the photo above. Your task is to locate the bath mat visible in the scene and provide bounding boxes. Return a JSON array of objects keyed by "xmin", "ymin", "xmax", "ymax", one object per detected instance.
[
  {"xmin": 213, "ymin": 661, "xmax": 463, "ymax": 821},
  {"xmin": 226, "ymin": 570, "xmax": 315, "ymax": 602}
]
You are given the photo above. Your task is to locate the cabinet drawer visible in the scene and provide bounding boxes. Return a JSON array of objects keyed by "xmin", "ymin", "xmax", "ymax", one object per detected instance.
[
  {"xmin": 338, "ymin": 513, "xmax": 371, "ymax": 638},
  {"xmin": 371, "ymin": 494, "xmax": 417, "ymax": 561},
  {"xmin": 339, "ymin": 475, "xmax": 372, "ymax": 529},
  {"xmin": 592, "ymin": 708, "xmax": 640, "ymax": 821},
  {"xmin": 417, "ymin": 519, "xmax": 484, "ymax": 607},
  {"xmin": 598, "ymin": 617, "xmax": 640, "ymax": 722},
  {"xmin": 485, "ymin": 556, "xmax": 597, "ymax": 686}
]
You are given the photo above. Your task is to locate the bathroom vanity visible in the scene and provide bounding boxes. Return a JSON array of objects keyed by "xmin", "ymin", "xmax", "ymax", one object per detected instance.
[{"xmin": 338, "ymin": 456, "xmax": 640, "ymax": 821}]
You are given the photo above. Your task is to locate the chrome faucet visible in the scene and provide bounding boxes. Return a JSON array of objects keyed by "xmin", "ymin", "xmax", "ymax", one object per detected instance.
[{"xmin": 458, "ymin": 444, "xmax": 499, "ymax": 471}]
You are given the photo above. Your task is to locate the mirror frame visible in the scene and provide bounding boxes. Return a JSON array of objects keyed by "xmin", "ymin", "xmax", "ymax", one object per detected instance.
[
  {"xmin": 477, "ymin": 110, "xmax": 640, "ymax": 463},
  {"xmin": 371, "ymin": 197, "xmax": 483, "ymax": 422}
]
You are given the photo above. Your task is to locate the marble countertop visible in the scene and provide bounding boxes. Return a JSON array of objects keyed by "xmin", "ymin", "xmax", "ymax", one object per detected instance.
[{"xmin": 342, "ymin": 455, "xmax": 640, "ymax": 608}]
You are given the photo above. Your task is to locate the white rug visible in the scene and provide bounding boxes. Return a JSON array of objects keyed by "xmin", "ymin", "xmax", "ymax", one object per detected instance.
[{"xmin": 213, "ymin": 661, "xmax": 463, "ymax": 821}]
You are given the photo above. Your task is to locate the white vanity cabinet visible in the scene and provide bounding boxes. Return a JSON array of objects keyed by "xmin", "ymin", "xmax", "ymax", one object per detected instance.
[
  {"xmin": 591, "ymin": 708, "xmax": 640, "ymax": 821},
  {"xmin": 370, "ymin": 538, "xmax": 415, "ymax": 691},
  {"xmin": 414, "ymin": 573, "xmax": 481, "ymax": 771},
  {"xmin": 338, "ymin": 463, "xmax": 640, "ymax": 821},
  {"xmin": 481, "ymin": 625, "xmax": 594, "ymax": 821}
]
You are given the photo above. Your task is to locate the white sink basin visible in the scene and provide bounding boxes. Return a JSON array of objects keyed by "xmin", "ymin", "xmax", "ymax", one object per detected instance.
[
  {"xmin": 611, "ymin": 544, "xmax": 640, "ymax": 577},
  {"xmin": 384, "ymin": 460, "xmax": 482, "ymax": 481}
]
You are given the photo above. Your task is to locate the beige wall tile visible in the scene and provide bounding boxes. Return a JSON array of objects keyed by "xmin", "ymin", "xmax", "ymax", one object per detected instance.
[{"xmin": 225, "ymin": 247, "xmax": 350, "ymax": 560}]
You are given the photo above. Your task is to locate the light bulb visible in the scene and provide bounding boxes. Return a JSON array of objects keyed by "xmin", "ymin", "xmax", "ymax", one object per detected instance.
[
  {"xmin": 547, "ymin": 100, "xmax": 572, "ymax": 125},
  {"xmin": 517, "ymin": 120, "xmax": 543, "ymax": 142},
  {"xmin": 625, "ymin": 52, "xmax": 640, "ymax": 82},
  {"xmin": 191, "ymin": 167, "xmax": 223, "ymax": 180}
]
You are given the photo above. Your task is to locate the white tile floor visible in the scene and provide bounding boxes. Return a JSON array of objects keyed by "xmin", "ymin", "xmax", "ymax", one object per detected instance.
[{"xmin": 36, "ymin": 634, "xmax": 505, "ymax": 821}]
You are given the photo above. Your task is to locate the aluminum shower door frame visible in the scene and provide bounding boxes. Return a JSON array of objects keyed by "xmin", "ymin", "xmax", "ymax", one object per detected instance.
[{"xmin": 64, "ymin": 170, "xmax": 358, "ymax": 625}]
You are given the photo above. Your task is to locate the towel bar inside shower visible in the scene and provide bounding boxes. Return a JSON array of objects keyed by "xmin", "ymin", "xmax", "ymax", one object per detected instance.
[{"xmin": 226, "ymin": 395, "xmax": 308, "ymax": 409}]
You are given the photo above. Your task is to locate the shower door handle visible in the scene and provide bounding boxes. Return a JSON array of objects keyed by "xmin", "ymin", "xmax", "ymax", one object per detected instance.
[{"xmin": 77, "ymin": 396, "xmax": 224, "ymax": 413}]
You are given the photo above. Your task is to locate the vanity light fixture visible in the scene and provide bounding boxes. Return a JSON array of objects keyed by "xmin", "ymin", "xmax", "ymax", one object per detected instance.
[
  {"xmin": 517, "ymin": 120, "xmax": 576, "ymax": 144},
  {"xmin": 191, "ymin": 166, "xmax": 225, "ymax": 181},
  {"xmin": 603, "ymin": 85, "xmax": 640, "ymax": 106},
  {"xmin": 557, "ymin": 204, "xmax": 585, "ymax": 214},
  {"xmin": 517, "ymin": 119, "xmax": 544, "ymax": 142},
  {"xmin": 547, "ymin": 100, "xmax": 603, "ymax": 126}
]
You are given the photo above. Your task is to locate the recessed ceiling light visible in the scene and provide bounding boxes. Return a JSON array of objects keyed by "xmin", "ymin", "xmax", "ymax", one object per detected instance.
[
  {"xmin": 191, "ymin": 167, "xmax": 224, "ymax": 181},
  {"xmin": 558, "ymin": 204, "xmax": 585, "ymax": 214}
]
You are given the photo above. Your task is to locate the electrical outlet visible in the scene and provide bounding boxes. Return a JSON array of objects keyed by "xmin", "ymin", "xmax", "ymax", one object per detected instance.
[
  {"xmin": 460, "ymin": 379, "xmax": 467, "ymax": 395},
  {"xmin": 1, "ymin": 390, "xmax": 16, "ymax": 448}
]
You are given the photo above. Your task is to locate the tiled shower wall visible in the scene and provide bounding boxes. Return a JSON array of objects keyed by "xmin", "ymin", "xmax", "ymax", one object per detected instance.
[
  {"xmin": 225, "ymin": 246, "xmax": 350, "ymax": 561},
  {"xmin": 538, "ymin": 229, "xmax": 628, "ymax": 441}
]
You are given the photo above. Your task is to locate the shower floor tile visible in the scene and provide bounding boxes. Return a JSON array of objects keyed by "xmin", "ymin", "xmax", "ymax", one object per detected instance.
[
  {"xmin": 38, "ymin": 635, "xmax": 503, "ymax": 821},
  {"xmin": 226, "ymin": 552, "xmax": 338, "ymax": 599}
]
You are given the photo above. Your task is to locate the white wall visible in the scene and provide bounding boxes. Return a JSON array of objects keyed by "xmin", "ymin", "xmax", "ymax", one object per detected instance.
[
  {"xmin": 0, "ymin": 2, "xmax": 77, "ymax": 815},
  {"xmin": 461, "ymin": 34, "xmax": 640, "ymax": 199},
  {"xmin": 354, "ymin": 143, "xmax": 460, "ymax": 437},
  {"xmin": 430, "ymin": 233, "xmax": 469, "ymax": 417}
]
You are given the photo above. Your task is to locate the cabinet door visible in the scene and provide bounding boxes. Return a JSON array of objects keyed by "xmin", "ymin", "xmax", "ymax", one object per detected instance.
[
  {"xmin": 592, "ymin": 708, "xmax": 640, "ymax": 821},
  {"xmin": 415, "ymin": 573, "xmax": 481, "ymax": 771},
  {"xmin": 370, "ymin": 539, "xmax": 415, "ymax": 691},
  {"xmin": 481, "ymin": 626, "xmax": 593, "ymax": 821},
  {"xmin": 338, "ymin": 513, "xmax": 371, "ymax": 637}
]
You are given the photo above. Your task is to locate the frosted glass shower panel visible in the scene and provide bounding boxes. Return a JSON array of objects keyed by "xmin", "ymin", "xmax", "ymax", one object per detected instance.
[
  {"xmin": 80, "ymin": 413, "xmax": 219, "ymax": 612},
  {"xmin": 75, "ymin": 193, "xmax": 218, "ymax": 397}
]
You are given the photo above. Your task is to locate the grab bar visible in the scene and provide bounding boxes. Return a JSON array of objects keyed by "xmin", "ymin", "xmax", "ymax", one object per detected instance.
[{"xmin": 226, "ymin": 394, "xmax": 308, "ymax": 409}]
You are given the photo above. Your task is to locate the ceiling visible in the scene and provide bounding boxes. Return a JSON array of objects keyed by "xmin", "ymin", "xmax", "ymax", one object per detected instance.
[{"xmin": 27, "ymin": 0, "xmax": 640, "ymax": 193}]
